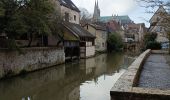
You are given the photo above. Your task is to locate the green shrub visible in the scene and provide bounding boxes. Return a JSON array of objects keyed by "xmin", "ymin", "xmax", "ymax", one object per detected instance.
[{"xmin": 146, "ymin": 41, "xmax": 161, "ymax": 50}]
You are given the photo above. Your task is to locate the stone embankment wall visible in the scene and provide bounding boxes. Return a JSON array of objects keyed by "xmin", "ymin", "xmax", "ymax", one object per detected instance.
[
  {"xmin": 110, "ymin": 49, "xmax": 170, "ymax": 100},
  {"xmin": 0, "ymin": 47, "xmax": 65, "ymax": 79},
  {"xmin": 110, "ymin": 49, "xmax": 151, "ymax": 100}
]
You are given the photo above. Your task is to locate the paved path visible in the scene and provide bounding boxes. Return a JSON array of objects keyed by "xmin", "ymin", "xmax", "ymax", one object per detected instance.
[{"xmin": 138, "ymin": 54, "xmax": 170, "ymax": 89}]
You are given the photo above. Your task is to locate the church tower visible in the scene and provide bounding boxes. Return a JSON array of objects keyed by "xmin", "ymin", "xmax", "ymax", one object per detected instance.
[{"xmin": 93, "ymin": 0, "xmax": 100, "ymax": 22}]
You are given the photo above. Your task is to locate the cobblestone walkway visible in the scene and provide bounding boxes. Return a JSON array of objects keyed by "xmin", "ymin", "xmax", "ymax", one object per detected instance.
[{"xmin": 138, "ymin": 54, "xmax": 170, "ymax": 89}]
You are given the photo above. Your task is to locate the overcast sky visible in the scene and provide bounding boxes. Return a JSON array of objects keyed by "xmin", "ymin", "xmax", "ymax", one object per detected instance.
[{"xmin": 71, "ymin": 0, "xmax": 155, "ymax": 27}]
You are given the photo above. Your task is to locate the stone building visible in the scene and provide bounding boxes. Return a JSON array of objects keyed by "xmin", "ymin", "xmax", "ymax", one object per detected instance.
[
  {"xmin": 83, "ymin": 23, "xmax": 107, "ymax": 52},
  {"xmin": 149, "ymin": 6, "xmax": 169, "ymax": 48},
  {"xmin": 51, "ymin": 0, "xmax": 80, "ymax": 24},
  {"xmin": 125, "ymin": 23, "xmax": 146, "ymax": 43},
  {"xmin": 52, "ymin": 0, "xmax": 95, "ymax": 59},
  {"xmin": 62, "ymin": 22, "xmax": 95, "ymax": 58}
]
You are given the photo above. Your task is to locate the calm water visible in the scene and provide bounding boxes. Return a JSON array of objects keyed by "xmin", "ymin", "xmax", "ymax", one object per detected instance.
[{"xmin": 0, "ymin": 52, "xmax": 136, "ymax": 100}]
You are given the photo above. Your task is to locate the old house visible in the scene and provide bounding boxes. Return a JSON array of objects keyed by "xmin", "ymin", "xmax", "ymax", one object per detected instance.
[
  {"xmin": 83, "ymin": 23, "xmax": 107, "ymax": 52},
  {"xmin": 123, "ymin": 23, "xmax": 146, "ymax": 50},
  {"xmin": 52, "ymin": 0, "xmax": 95, "ymax": 58},
  {"xmin": 149, "ymin": 6, "xmax": 169, "ymax": 48},
  {"xmin": 51, "ymin": 0, "xmax": 80, "ymax": 24},
  {"xmin": 63, "ymin": 22, "xmax": 95, "ymax": 58},
  {"xmin": 126, "ymin": 23, "xmax": 146, "ymax": 43}
]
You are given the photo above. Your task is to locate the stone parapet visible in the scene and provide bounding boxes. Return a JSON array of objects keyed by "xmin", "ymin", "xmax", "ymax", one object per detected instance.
[{"xmin": 110, "ymin": 49, "xmax": 168, "ymax": 100}]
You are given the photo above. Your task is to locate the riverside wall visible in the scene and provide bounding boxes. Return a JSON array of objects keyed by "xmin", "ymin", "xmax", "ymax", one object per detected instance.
[{"xmin": 0, "ymin": 47, "xmax": 65, "ymax": 79}]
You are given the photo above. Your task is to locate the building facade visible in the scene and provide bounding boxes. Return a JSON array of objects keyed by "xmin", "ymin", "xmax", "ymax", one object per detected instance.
[
  {"xmin": 51, "ymin": 0, "xmax": 80, "ymax": 24},
  {"xmin": 83, "ymin": 24, "xmax": 107, "ymax": 52},
  {"xmin": 149, "ymin": 6, "xmax": 169, "ymax": 48},
  {"xmin": 51, "ymin": 0, "xmax": 96, "ymax": 59}
]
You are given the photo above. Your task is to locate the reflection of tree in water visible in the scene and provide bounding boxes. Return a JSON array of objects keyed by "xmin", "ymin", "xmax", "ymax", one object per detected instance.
[
  {"xmin": 124, "ymin": 47, "xmax": 141, "ymax": 57},
  {"xmin": 106, "ymin": 52, "xmax": 136, "ymax": 75},
  {"xmin": 106, "ymin": 52, "xmax": 124, "ymax": 74}
]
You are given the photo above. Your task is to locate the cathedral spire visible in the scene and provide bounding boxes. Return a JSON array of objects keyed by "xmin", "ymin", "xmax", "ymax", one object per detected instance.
[
  {"xmin": 96, "ymin": 0, "xmax": 98, "ymax": 8},
  {"xmin": 93, "ymin": 0, "xmax": 100, "ymax": 22}
]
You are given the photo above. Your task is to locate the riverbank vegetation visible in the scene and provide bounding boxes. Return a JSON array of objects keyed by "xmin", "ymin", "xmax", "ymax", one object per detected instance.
[
  {"xmin": 0, "ymin": 0, "xmax": 60, "ymax": 50},
  {"xmin": 107, "ymin": 32, "xmax": 123, "ymax": 52},
  {"xmin": 144, "ymin": 33, "xmax": 161, "ymax": 50}
]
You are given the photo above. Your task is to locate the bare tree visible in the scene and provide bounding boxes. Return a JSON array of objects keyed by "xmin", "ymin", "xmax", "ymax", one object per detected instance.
[
  {"xmin": 137, "ymin": 0, "xmax": 170, "ymax": 53},
  {"xmin": 79, "ymin": 7, "xmax": 92, "ymax": 25}
]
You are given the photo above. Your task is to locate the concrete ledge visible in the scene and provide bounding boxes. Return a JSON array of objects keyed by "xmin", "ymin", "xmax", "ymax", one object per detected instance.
[
  {"xmin": 110, "ymin": 49, "xmax": 170, "ymax": 100},
  {"xmin": 152, "ymin": 50, "xmax": 169, "ymax": 54},
  {"xmin": 110, "ymin": 49, "xmax": 152, "ymax": 100}
]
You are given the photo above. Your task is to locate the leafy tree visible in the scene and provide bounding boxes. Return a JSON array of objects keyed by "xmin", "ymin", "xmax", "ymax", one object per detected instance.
[
  {"xmin": 0, "ymin": 0, "xmax": 59, "ymax": 48},
  {"xmin": 107, "ymin": 32, "xmax": 123, "ymax": 51},
  {"xmin": 144, "ymin": 33, "xmax": 161, "ymax": 50}
]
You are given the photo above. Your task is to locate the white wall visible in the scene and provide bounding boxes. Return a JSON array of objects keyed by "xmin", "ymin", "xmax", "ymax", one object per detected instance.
[{"xmin": 86, "ymin": 46, "xmax": 95, "ymax": 58}]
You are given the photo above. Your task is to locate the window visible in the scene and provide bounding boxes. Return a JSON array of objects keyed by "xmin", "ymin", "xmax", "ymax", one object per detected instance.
[
  {"xmin": 87, "ymin": 25, "xmax": 88, "ymax": 30},
  {"xmin": 102, "ymin": 43, "xmax": 105, "ymax": 47},
  {"xmin": 74, "ymin": 15, "xmax": 76, "ymax": 21},
  {"xmin": 65, "ymin": 12, "xmax": 69, "ymax": 22}
]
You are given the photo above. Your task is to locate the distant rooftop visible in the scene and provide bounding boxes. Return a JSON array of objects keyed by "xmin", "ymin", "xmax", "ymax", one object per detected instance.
[
  {"xmin": 58, "ymin": 0, "xmax": 80, "ymax": 12},
  {"xmin": 100, "ymin": 15, "xmax": 133, "ymax": 24},
  {"xmin": 63, "ymin": 22, "xmax": 95, "ymax": 38}
]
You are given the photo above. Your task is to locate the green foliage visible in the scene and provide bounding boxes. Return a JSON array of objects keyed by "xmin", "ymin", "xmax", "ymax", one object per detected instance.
[
  {"xmin": 144, "ymin": 33, "xmax": 157, "ymax": 44},
  {"xmin": 0, "ymin": 1, "xmax": 5, "ymax": 16},
  {"xmin": 146, "ymin": 41, "xmax": 161, "ymax": 50},
  {"xmin": 107, "ymin": 32, "xmax": 123, "ymax": 51},
  {"xmin": 144, "ymin": 33, "xmax": 161, "ymax": 50},
  {"xmin": 0, "ymin": 0, "xmax": 60, "ymax": 49}
]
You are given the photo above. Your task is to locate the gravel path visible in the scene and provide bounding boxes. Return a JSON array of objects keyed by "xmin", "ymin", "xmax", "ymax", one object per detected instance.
[{"xmin": 138, "ymin": 54, "xmax": 170, "ymax": 89}]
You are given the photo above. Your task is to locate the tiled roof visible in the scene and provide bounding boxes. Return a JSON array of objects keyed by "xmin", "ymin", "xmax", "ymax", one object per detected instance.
[
  {"xmin": 58, "ymin": 0, "xmax": 80, "ymax": 12},
  {"xmin": 63, "ymin": 22, "xmax": 95, "ymax": 38},
  {"xmin": 127, "ymin": 23, "xmax": 141, "ymax": 29},
  {"xmin": 106, "ymin": 20, "xmax": 121, "ymax": 32}
]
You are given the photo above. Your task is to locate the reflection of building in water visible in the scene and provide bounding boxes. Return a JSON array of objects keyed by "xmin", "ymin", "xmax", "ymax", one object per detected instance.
[
  {"xmin": 79, "ymin": 57, "xmax": 96, "ymax": 75},
  {"xmin": 106, "ymin": 53, "xmax": 124, "ymax": 75},
  {"xmin": 0, "ymin": 61, "xmax": 97, "ymax": 100},
  {"xmin": 0, "ymin": 52, "xmax": 136, "ymax": 100},
  {"xmin": 94, "ymin": 54, "xmax": 107, "ymax": 76},
  {"xmin": 0, "ymin": 65, "xmax": 66, "ymax": 100}
]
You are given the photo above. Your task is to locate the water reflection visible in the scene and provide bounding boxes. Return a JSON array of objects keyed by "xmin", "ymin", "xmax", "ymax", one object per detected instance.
[{"xmin": 0, "ymin": 52, "xmax": 135, "ymax": 100}]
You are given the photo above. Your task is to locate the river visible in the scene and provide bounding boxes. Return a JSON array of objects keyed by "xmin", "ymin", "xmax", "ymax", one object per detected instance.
[{"xmin": 0, "ymin": 52, "xmax": 136, "ymax": 100}]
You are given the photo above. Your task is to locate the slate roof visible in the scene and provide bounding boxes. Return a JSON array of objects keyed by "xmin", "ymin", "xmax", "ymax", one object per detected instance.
[
  {"xmin": 100, "ymin": 15, "xmax": 133, "ymax": 25},
  {"xmin": 88, "ymin": 23, "xmax": 107, "ymax": 31},
  {"xmin": 62, "ymin": 28, "xmax": 79, "ymax": 41},
  {"xmin": 58, "ymin": 0, "xmax": 80, "ymax": 12},
  {"xmin": 63, "ymin": 22, "xmax": 95, "ymax": 38}
]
